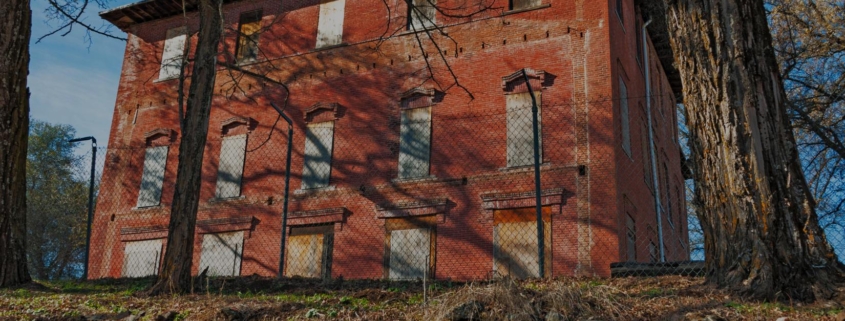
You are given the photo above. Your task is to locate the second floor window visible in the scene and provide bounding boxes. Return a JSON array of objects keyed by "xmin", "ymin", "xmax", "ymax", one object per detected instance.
[
  {"xmin": 408, "ymin": 0, "xmax": 436, "ymax": 30},
  {"xmin": 506, "ymin": 91, "xmax": 542, "ymax": 167},
  {"xmin": 398, "ymin": 107, "xmax": 432, "ymax": 179},
  {"xmin": 236, "ymin": 10, "xmax": 262, "ymax": 62},
  {"xmin": 215, "ymin": 134, "xmax": 247, "ymax": 199},
  {"xmin": 302, "ymin": 121, "xmax": 335, "ymax": 189},
  {"xmin": 136, "ymin": 145, "xmax": 168, "ymax": 208},
  {"xmin": 159, "ymin": 26, "xmax": 186, "ymax": 80},
  {"xmin": 317, "ymin": 0, "xmax": 345, "ymax": 48}
]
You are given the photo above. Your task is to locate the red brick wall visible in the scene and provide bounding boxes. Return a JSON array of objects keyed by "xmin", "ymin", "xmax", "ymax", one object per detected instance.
[{"xmin": 89, "ymin": 0, "xmax": 686, "ymax": 280}]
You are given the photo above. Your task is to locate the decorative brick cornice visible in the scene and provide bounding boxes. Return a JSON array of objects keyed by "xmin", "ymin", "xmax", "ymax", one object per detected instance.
[
  {"xmin": 220, "ymin": 116, "xmax": 255, "ymax": 134},
  {"xmin": 480, "ymin": 188, "xmax": 564, "ymax": 210},
  {"xmin": 375, "ymin": 198, "xmax": 448, "ymax": 218},
  {"xmin": 400, "ymin": 87, "xmax": 435, "ymax": 99},
  {"xmin": 144, "ymin": 128, "xmax": 174, "ymax": 140},
  {"xmin": 304, "ymin": 102, "xmax": 341, "ymax": 123},
  {"xmin": 197, "ymin": 215, "xmax": 256, "ymax": 234},
  {"xmin": 120, "ymin": 224, "xmax": 168, "ymax": 241},
  {"xmin": 502, "ymin": 68, "xmax": 547, "ymax": 93},
  {"xmin": 288, "ymin": 207, "xmax": 347, "ymax": 226}
]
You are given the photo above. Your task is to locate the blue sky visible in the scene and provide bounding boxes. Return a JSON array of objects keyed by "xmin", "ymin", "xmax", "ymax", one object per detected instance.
[{"xmin": 28, "ymin": 0, "xmax": 135, "ymax": 147}]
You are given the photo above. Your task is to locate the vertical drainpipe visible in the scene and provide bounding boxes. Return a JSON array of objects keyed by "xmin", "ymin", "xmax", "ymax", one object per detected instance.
[{"xmin": 642, "ymin": 18, "xmax": 665, "ymax": 262}]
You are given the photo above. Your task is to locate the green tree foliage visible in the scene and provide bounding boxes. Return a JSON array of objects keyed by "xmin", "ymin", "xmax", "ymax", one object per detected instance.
[{"xmin": 26, "ymin": 120, "xmax": 88, "ymax": 280}]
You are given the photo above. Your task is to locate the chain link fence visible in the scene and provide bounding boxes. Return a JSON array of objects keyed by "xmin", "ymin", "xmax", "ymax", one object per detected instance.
[{"xmin": 27, "ymin": 90, "xmax": 845, "ymax": 282}]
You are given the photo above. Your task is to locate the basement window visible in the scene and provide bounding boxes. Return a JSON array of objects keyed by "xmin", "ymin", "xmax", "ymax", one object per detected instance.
[
  {"xmin": 198, "ymin": 231, "xmax": 244, "ymax": 276},
  {"xmin": 316, "ymin": 0, "xmax": 345, "ymax": 48},
  {"xmin": 121, "ymin": 239, "xmax": 163, "ymax": 278},
  {"xmin": 285, "ymin": 225, "xmax": 334, "ymax": 279},
  {"xmin": 236, "ymin": 10, "xmax": 262, "ymax": 62}
]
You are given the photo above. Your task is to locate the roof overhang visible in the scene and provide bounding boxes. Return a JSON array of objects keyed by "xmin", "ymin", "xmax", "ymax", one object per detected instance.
[
  {"xmin": 99, "ymin": 0, "xmax": 238, "ymax": 31},
  {"xmin": 637, "ymin": 0, "xmax": 683, "ymax": 102}
]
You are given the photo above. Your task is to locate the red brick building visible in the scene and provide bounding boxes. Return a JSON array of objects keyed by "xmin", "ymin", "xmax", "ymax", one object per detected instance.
[{"xmin": 91, "ymin": 0, "xmax": 688, "ymax": 280}]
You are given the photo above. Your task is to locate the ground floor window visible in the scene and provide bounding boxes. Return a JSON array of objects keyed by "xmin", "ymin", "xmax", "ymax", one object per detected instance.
[
  {"xmin": 492, "ymin": 207, "xmax": 551, "ymax": 278},
  {"xmin": 122, "ymin": 239, "xmax": 163, "ymax": 278},
  {"xmin": 285, "ymin": 225, "xmax": 334, "ymax": 279},
  {"xmin": 384, "ymin": 217, "xmax": 436, "ymax": 280},
  {"xmin": 198, "ymin": 231, "xmax": 244, "ymax": 277}
]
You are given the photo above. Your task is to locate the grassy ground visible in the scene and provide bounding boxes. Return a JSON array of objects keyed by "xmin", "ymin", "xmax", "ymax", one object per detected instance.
[{"xmin": 1, "ymin": 276, "xmax": 844, "ymax": 320}]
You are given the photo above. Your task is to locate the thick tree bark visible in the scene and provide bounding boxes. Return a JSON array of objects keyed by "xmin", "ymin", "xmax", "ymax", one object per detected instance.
[
  {"xmin": 148, "ymin": 0, "xmax": 223, "ymax": 294},
  {"xmin": 0, "ymin": 0, "xmax": 33, "ymax": 287},
  {"xmin": 664, "ymin": 0, "xmax": 844, "ymax": 301}
]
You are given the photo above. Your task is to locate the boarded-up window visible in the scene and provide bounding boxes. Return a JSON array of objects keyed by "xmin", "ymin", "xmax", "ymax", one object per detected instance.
[
  {"xmin": 285, "ymin": 225, "xmax": 333, "ymax": 279},
  {"xmin": 507, "ymin": 92, "xmax": 542, "ymax": 167},
  {"xmin": 136, "ymin": 146, "xmax": 168, "ymax": 208},
  {"xmin": 510, "ymin": 0, "xmax": 540, "ymax": 10},
  {"xmin": 398, "ymin": 107, "xmax": 431, "ymax": 179},
  {"xmin": 384, "ymin": 217, "xmax": 436, "ymax": 280},
  {"xmin": 648, "ymin": 241, "xmax": 658, "ymax": 263},
  {"xmin": 236, "ymin": 11, "xmax": 262, "ymax": 61},
  {"xmin": 316, "ymin": 0, "xmax": 345, "ymax": 48},
  {"xmin": 122, "ymin": 239, "xmax": 163, "ymax": 278},
  {"xmin": 388, "ymin": 228, "xmax": 431, "ymax": 280},
  {"xmin": 620, "ymin": 77, "xmax": 631, "ymax": 156},
  {"xmin": 626, "ymin": 214, "xmax": 636, "ymax": 261},
  {"xmin": 641, "ymin": 109, "xmax": 653, "ymax": 192},
  {"xmin": 215, "ymin": 134, "xmax": 247, "ymax": 199},
  {"xmin": 302, "ymin": 121, "xmax": 334, "ymax": 189},
  {"xmin": 408, "ymin": 0, "xmax": 436, "ymax": 30},
  {"xmin": 159, "ymin": 27, "xmax": 187, "ymax": 80},
  {"xmin": 664, "ymin": 162, "xmax": 673, "ymax": 228},
  {"xmin": 199, "ymin": 231, "xmax": 244, "ymax": 277},
  {"xmin": 493, "ymin": 207, "xmax": 551, "ymax": 278}
]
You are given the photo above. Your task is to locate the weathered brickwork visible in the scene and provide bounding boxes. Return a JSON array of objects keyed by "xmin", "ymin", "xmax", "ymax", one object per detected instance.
[{"xmin": 90, "ymin": 0, "xmax": 687, "ymax": 280}]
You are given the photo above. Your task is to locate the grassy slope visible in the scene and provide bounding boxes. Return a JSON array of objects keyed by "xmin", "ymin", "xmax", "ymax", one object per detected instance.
[{"xmin": 0, "ymin": 276, "xmax": 843, "ymax": 320}]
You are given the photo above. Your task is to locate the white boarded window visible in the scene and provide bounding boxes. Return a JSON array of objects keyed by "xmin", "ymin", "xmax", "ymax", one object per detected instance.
[
  {"xmin": 408, "ymin": 0, "xmax": 436, "ymax": 30},
  {"xmin": 388, "ymin": 228, "xmax": 431, "ymax": 280},
  {"xmin": 285, "ymin": 225, "xmax": 334, "ymax": 279},
  {"xmin": 620, "ymin": 77, "xmax": 631, "ymax": 156},
  {"xmin": 215, "ymin": 134, "xmax": 247, "ymax": 199},
  {"xmin": 506, "ymin": 92, "xmax": 541, "ymax": 167},
  {"xmin": 316, "ymin": 0, "xmax": 345, "ymax": 48},
  {"xmin": 302, "ymin": 121, "xmax": 334, "ymax": 189},
  {"xmin": 122, "ymin": 239, "xmax": 163, "ymax": 278},
  {"xmin": 198, "ymin": 231, "xmax": 244, "ymax": 277},
  {"xmin": 136, "ymin": 145, "xmax": 168, "ymax": 208},
  {"xmin": 159, "ymin": 26, "xmax": 187, "ymax": 80},
  {"xmin": 398, "ymin": 107, "xmax": 432, "ymax": 179}
]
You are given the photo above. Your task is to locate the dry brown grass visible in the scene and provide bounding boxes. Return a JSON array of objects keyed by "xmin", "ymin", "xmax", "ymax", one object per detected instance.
[{"xmin": 0, "ymin": 276, "xmax": 843, "ymax": 320}]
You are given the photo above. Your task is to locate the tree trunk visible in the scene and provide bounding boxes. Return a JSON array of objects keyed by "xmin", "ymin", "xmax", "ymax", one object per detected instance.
[
  {"xmin": 0, "ymin": 0, "xmax": 33, "ymax": 288},
  {"xmin": 664, "ymin": 0, "xmax": 844, "ymax": 301},
  {"xmin": 148, "ymin": 0, "xmax": 223, "ymax": 295}
]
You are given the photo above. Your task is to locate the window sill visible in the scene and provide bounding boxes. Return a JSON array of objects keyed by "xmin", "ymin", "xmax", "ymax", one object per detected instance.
[
  {"xmin": 209, "ymin": 195, "xmax": 246, "ymax": 203},
  {"xmin": 392, "ymin": 175, "xmax": 438, "ymax": 184},
  {"xmin": 132, "ymin": 204, "xmax": 163, "ymax": 211},
  {"xmin": 498, "ymin": 162, "xmax": 551, "ymax": 173},
  {"xmin": 503, "ymin": 4, "xmax": 551, "ymax": 16},
  {"xmin": 294, "ymin": 185, "xmax": 337, "ymax": 195},
  {"xmin": 153, "ymin": 76, "xmax": 179, "ymax": 83},
  {"xmin": 397, "ymin": 25, "xmax": 442, "ymax": 37},
  {"xmin": 314, "ymin": 42, "xmax": 348, "ymax": 52}
]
